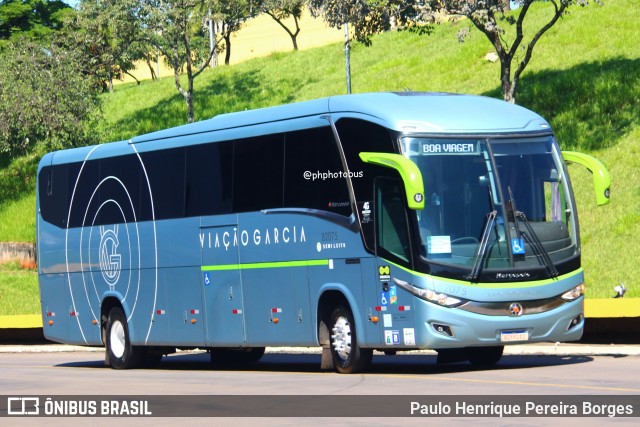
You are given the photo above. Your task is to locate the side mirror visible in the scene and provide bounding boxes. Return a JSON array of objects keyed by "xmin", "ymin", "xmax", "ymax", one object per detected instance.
[
  {"xmin": 562, "ymin": 151, "xmax": 611, "ymax": 206},
  {"xmin": 359, "ymin": 152, "xmax": 425, "ymax": 210}
]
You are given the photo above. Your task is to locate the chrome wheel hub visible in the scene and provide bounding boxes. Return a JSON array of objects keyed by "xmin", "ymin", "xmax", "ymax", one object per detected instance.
[
  {"xmin": 110, "ymin": 320, "xmax": 126, "ymax": 358},
  {"xmin": 331, "ymin": 316, "xmax": 352, "ymax": 361}
]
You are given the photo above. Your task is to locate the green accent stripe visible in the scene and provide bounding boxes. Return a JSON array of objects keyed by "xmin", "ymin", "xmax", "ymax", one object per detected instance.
[
  {"xmin": 201, "ymin": 259, "xmax": 329, "ymax": 272},
  {"xmin": 381, "ymin": 257, "xmax": 583, "ymax": 289}
]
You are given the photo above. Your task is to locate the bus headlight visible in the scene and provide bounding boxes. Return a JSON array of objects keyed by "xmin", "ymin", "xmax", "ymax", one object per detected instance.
[
  {"xmin": 393, "ymin": 278, "xmax": 465, "ymax": 308},
  {"xmin": 561, "ymin": 284, "xmax": 585, "ymax": 301}
]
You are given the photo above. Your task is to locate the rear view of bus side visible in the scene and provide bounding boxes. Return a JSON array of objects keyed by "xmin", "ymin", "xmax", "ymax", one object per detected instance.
[{"xmin": 36, "ymin": 92, "xmax": 610, "ymax": 372}]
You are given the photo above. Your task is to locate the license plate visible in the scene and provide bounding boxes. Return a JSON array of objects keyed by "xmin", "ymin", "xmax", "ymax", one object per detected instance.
[{"xmin": 500, "ymin": 329, "xmax": 529, "ymax": 342}]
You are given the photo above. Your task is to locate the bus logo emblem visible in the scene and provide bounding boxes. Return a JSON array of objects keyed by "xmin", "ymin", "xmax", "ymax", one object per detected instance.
[
  {"xmin": 99, "ymin": 225, "xmax": 122, "ymax": 289},
  {"xmin": 509, "ymin": 303, "xmax": 523, "ymax": 317}
]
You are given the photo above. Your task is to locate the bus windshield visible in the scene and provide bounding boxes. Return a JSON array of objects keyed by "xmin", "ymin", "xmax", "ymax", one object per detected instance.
[{"xmin": 401, "ymin": 136, "xmax": 577, "ymax": 278}]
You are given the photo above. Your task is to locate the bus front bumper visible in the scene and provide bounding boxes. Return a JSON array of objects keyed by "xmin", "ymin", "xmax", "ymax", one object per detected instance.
[{"xmin": 414, "ymin": 297, "xmax": 584, "ymax": 350}]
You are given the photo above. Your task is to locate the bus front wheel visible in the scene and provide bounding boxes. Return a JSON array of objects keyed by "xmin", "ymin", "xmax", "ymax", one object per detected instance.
[
  {"xmin": 329, "ymin": 305, "xmax": 372, "ymax": 374},
  {"xmin": 105, "ymin": 307, "xmax": 143, "ymax": 369}
]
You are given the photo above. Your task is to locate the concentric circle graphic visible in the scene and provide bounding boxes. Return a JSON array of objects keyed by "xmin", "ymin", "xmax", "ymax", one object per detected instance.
[{"xmin": 65, "ymin": 145, "xmax": 158, "ymax": 344}]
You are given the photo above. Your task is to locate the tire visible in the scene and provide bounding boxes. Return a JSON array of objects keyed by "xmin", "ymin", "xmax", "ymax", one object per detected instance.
[
  {"xmin": 467, "ymin": 346, "xmax": 504, "ymax": 367},
  {"xmin": 329, "ymin": 305, "xmax": 372, "ymax": 374},
  {"xmin": 105, "ymin": 307, "xmax": 144, "ymax": 369},
  {"xmin": 210, "ymin": 347, "xmax": 266, "ymax": 368}
]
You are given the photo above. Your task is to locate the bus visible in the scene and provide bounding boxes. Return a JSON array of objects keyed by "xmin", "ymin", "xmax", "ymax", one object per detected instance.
[{"xmin": 36, "ymin": 92, "xmax": 610, "ymax": 373}]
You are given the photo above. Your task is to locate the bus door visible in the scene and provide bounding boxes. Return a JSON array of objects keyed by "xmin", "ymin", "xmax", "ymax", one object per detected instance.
[
  {"xmin": 373, "ymin": 177, "xmax": 417, "ymax": 349},
  {"xmin": 201, "ymin": 224, "xmax": 246, "ymax": 346}
]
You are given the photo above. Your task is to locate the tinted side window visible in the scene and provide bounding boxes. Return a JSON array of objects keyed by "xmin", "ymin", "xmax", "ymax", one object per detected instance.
[
  {"xmin": 67, "ymin": 160, "xmax": 100, "ymax": 228},
  {"xmin": 140, "ymin": 148, "xmax": 186, "ymax": 220},
  {"xmin": 186, "ymin": 141, "xmax": 233, "ymax": 216},
  {"xmin": 39, "ymin": 164, "xmax": 70, "ymax": 228},
  {"xmin": 336, "ymin": 118, "xmax": 397, "ymax": 250},
  {"xmin": 284, "ymin": 126, "xmax": 351, "ymax": 216},
  {"xmin": 376, "ymin": 178, "xmax": 411, "ymax": 266},
  {"xmin": 232, "ymin": 134, "xmax": 284, "ymax": 213},
  {"xmin": 97, "ymin": 155, "xmax": 143, "ymax": 225}
]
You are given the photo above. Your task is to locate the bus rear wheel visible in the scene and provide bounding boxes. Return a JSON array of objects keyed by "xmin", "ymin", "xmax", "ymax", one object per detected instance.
[
  {"xmin": 105, "ymin": 307, "xmax": 143, "ymax": 369},
  {"xmin": 467, "ymin": 346, "xmax": 504, "ymax": 367},
  {"xmin": 329, "ymin": 305, "xmax": 372, "ymax": 374}
]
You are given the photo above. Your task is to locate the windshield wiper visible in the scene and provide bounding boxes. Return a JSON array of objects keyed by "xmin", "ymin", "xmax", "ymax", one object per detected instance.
[
  {"xmin": 467, "ymin": 210, "xmax": 497, "ymax": 282},
  {"xmin": 515, "ymin": 211, "xmax": 559, "ymax": 277},
  {"xmin": 507, "ymin": 187, "xmax": 559, "ymax": 277}
]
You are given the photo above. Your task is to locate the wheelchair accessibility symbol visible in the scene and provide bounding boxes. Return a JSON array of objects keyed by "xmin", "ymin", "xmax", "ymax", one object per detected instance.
[
  {"xmin": 511, "ymin": 238, "xmax": 525, "ymax": 255},
  {"xmin": 203, "ymin": 272, "xmax": 212, "ymax": 285},
  {"xmin": 380, "ymin": 292, "xmax": 389, "ymax": 306}
]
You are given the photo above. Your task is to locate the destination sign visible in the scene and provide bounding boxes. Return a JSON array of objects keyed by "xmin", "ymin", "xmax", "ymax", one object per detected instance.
[{"xmin": 421, "ymin": 142, "xmax": 478, "ymax": 155}]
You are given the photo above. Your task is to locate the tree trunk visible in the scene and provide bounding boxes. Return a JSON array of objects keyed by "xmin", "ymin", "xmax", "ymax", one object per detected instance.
[
  {"xmin": 184, "ymin": 31, "xmax": 195, "ymax": 123},
  {"xmin": 145, "ymin": 58, "xmax": 157, "ymax": 81},
  {"xmin": 125, "ymin": 71, "xmax": 141, "ymax": 85},
  {"xmin": 500, "ymin": 62, "xmax": 515, "ymax": 104},
  {"xmin": 185, "ymin": 90, "xmax": 194, "ymax": 123},
  {"xmin": 224, "ymin": 34, "xmax": 231, "ymax": 65},
  {"xmin": 290, "ymin": 15, "xmax": 301, "ymax": 51},
  {"xmin": 108, "ymin": 69, "xmax": 114, "ymax": 93}
]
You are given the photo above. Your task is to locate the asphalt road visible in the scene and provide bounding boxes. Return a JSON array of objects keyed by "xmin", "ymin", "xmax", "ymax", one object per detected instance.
[{"xmin": 1, "ymin": 348, "xmax": 639, "ymax": 426}]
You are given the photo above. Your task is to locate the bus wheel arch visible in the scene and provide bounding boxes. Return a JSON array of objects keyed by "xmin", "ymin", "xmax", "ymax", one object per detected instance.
[{"xmin": 317, "ymin": 291, "xmax": 372, "ymax": 374}]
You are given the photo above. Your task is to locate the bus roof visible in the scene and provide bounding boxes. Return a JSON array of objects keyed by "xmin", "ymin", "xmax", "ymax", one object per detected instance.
[
  {"xmin": 41, "ymin": 92, "xmax": 552, "ymax": 167},
  {"xmin": 131, "ymin": 92, "xmax": 551, "ymax": 144}
]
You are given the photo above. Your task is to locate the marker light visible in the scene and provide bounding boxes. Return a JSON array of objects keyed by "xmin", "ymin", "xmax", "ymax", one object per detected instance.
[
  {"xmin": 561, "ymin": 284, "xmax": 585, "ymax": 301},
  {"xmin": 393, "ymin": 278, "xmax": 465, "ymax": 308}
]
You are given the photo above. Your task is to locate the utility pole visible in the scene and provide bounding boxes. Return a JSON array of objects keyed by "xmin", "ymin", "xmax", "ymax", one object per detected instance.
[{"xmin": 208, "ymin": 9, "xmax": 219, "ymax": 68}]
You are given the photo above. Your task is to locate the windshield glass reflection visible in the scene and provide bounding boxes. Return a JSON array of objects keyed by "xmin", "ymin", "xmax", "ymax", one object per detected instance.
[{"xmin": 401, "ymin": 136, "xmax": 577, "ymax": 276}]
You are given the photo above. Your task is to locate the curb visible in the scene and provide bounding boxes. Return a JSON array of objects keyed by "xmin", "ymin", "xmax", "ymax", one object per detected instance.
[
  {"xmin": 584, "ymin": 298, "xmax": 640, "ymax": 318},
  {"xmin": 0, "ymin": 344, "xmax": 639, "ymax": 357}
]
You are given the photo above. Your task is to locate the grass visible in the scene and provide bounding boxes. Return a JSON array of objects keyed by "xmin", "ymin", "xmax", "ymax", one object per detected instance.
[
  {"xmin": 569, "ymin": 125, "xmax": 640, "ymax": 298},
  {"xmin": 0, "ymin": 261, "xmax": 39, "ymax": 315},
  {"xmin": 0, "ymin": 193, "xmax": 36, "ymax": 243},
  {"xmin": 1, "ymin": 0, "xmax": 639, "ymax": 313}
]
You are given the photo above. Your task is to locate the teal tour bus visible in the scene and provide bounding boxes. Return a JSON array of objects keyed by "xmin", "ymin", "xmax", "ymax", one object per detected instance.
[{"xmin": 36, "ymin": 92, "xmax": 610, "ymax": 372}]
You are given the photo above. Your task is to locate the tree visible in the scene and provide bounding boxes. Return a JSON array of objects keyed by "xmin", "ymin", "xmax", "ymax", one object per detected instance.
[
  {"xmin": 207, "ymin": 0, "xmax": 257, "ymax": 65},
  {"xmin": 308, "ymin": 0, "xmax": 424, "ymax": 46},
  {"xmin": 67, "ymin": 0, "xmax": 146, "ymax": 92},
  {"xmin": 261, "ymin": 0, "xmax": 304, "ymax": 50},
  {"xmin": 308, "ymin": 0, "xmax": 424, "ymax": 92},
  {"xmin": 0, "ymin": 38, "xmax": 100, "ymax": 158},
  {"xmin": 0, "ymin": 0, "xmax": 73, "ymax": 42},
  {"xmin": 142, "ymin": 0, "xmax": 217, "ymax": 123},
  {"xmin": 428, "ymin": 0, "xmax": 590, "ymax": 103}
]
